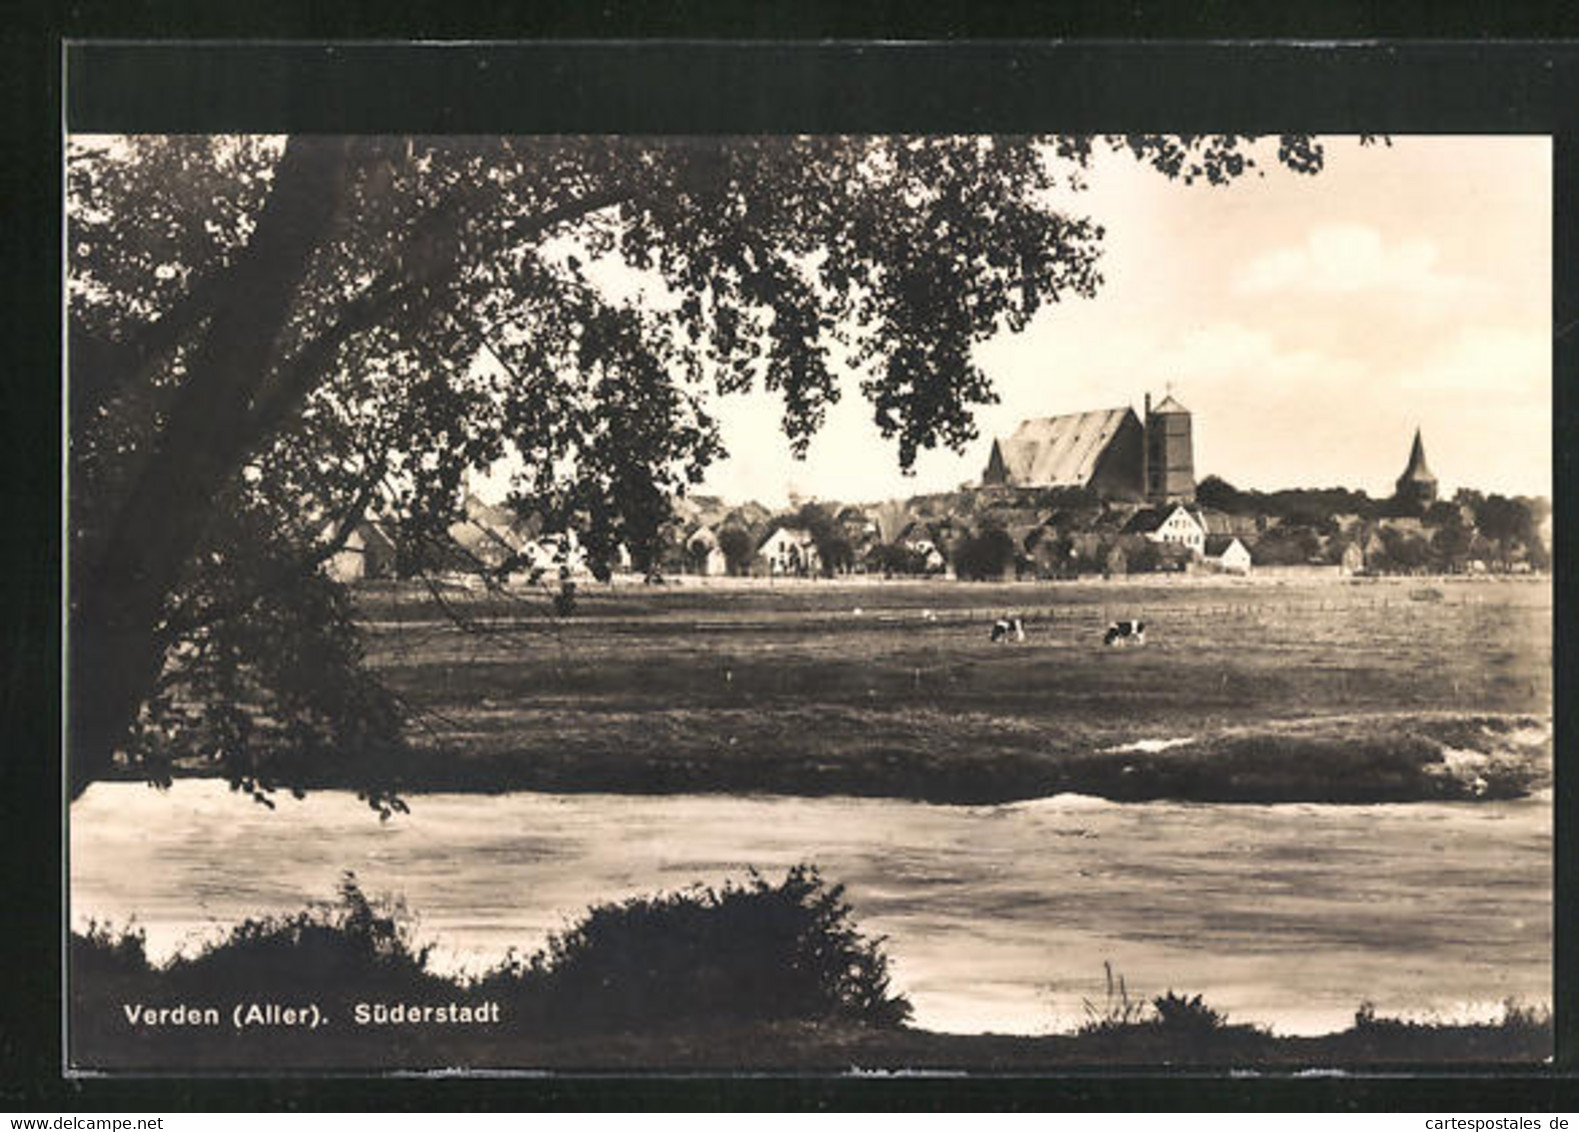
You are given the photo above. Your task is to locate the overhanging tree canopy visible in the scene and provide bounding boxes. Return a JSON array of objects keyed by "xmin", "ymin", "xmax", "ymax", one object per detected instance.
[{"xmin": 68, "ymin": 133, "xmax": 1334, "ymax": 805}]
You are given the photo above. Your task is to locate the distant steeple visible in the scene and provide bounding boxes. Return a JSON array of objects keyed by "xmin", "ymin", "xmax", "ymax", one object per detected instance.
[
  {"xmin": 1404, "ymin": 428, "xmax": 1432, "ymax": 479},
  {"xmin": 1395, "ymin": 427, "xmax": 1438, "ymax": 506}
]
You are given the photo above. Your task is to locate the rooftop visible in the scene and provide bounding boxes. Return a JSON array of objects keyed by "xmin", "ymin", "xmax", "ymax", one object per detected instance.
[{"xmin": 991, "ymin": 406, "xmax": 1136, "ymax": 487}]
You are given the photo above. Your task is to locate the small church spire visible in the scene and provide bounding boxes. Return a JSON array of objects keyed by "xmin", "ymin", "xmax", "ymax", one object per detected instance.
[
  {"xmin": 1404, "ymin": 426, "xmax": 1432, "ymax": 478},
  {"xmin": 1395, "ymin": 426, "xmax": 1438, "ymax": 506}
]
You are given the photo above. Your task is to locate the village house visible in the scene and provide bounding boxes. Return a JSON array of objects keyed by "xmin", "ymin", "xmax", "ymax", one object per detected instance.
[
  {"xmin": 1202, "ymin": 534, "xmax": 1252, "ymax": 575},
  {"xmin": 324, "ymin": 520, "xmax": 398, "ymax": 583},
  {"xmin": 1196, "ymin": 508, "xmax": 1260, "ymax": 541},
  {"xmin": 1121, "ymin": 504, "xmax": 1207, "ymax": 556},
  {"xmin": 446, "ymin": 494, "xmax": 528, "ymax": 571},
  {"xmin": 893, "ymin": 519, "xmax": 949, "ymax": 573},
  {"xmin": 683, "ymin": 525, "xmax": 730, "ymax": 576},
  {"xmin": 758, "ymin": 525, "xmax": 821, "ymax": 577},
  {"xmin": 835, "ymin": 505, "xmax": 881, "ymax": 568},
  {"xmin": 1360, "ymin": 529, "xmax": 1388, "ymax": 571}
]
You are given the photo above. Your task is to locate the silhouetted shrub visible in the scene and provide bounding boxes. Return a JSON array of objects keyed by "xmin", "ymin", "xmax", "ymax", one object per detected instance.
[
  {"xmin": 71, "ymin": 920, "xmax": 152, "ymax": 979},
  {"xmin": 477, "ymin": 864, "xmax": 912, "ymax": 1033},
  {"xmin": 1353, "ymin": 997, "xmax": 1551, "ymax": 1043},
  {"xmin": 160, "ymin": 872, "xmax": 451, "ymax": 1002},
  {"xmin": 1152, "ymin": 990, "xmax": 1228, "ymax": 1036}
]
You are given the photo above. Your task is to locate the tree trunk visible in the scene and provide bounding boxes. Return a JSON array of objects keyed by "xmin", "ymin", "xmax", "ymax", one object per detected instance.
[{"xmin": 68, "ymin": 137, "xmax": 350, "ymax": 798}]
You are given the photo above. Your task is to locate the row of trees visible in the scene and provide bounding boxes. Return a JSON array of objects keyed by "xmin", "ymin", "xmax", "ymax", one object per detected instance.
[{"xmin": 1196, "ymin": 475, "xmax": 1550, "ymax": 543}]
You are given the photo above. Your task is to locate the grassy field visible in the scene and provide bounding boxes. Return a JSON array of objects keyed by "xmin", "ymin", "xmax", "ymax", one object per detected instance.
[{"xmin": 311, "ymin": 574, "xmax": 1554, "ymax": 804}]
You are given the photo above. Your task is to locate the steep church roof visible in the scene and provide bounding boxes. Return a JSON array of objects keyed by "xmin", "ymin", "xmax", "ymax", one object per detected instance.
[
  {"xmin": 989, "ymin": 407, "xmax": 1135, "ymax": 488},
  {"xmin": 1400, "ymin": 427, "xmax": 1436, "ymax": 483}
]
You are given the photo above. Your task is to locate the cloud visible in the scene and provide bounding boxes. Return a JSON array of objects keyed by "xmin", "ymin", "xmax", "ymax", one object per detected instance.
[
  {"xmin": 1232, "ymin": 223, "xmax": 1476, "ymax": 300},
  {"xmin": 1395, "ymin": 325, "xmax": 1550, "ymax": 395},
  {"xmin": 1158, "ymin": 322, "xmax": 1368, "ymax": 390}
]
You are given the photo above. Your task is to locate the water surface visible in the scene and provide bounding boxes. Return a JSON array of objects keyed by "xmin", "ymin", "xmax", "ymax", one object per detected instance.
[{"xmin": 70, "ymin": 782, "xmax": 1550, "ymax": 1035}]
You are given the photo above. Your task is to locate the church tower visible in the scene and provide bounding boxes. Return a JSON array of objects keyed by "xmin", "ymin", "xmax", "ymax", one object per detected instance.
[
  {"xmin": 1395, "ymin": 427, "xmax": 1438, "ymax": 507},
  {"xmin": 1144, "ymin": 390, "xmax": 1195, "ymax": 504}
]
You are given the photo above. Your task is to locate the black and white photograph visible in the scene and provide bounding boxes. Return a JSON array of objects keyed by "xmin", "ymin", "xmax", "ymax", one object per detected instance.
[{"xmin": 63, "ymin": 68, "xmax": 1554, "ymax": 1074}]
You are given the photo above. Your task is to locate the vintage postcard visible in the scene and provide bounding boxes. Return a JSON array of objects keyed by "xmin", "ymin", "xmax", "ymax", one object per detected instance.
[{"xmin": 64, "ymin": 47, "xmax": 1553, "ymax": 1075}]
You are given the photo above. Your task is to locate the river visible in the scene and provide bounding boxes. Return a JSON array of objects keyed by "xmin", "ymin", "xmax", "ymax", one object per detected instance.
[{"xmin": 69, "ymin": 781, "xmax": 1550, "ymax": 1036}]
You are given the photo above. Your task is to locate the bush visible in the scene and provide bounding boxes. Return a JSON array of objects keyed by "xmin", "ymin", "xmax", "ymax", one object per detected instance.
[
  {"xmin": 160, "ymin": 872, "xmax": 450, "ymax": 1002},
  {"xmin": 1151, "ymin": 990, "xmax": 1228, "ymax": 1036},
  {"xmin": 478, "ymin": 864, "xmax": 912, "ymax": 1034},
  {"xmin": 953, "ymin": 526, "xmax": 1016, "ymax": 581},
  {"xmin": 1353, "ymin": 997, "xmax": 1551, "ymax": 1040},
  {"xmin": 72, "ymin": 920, "xmax": 152, "ymax": 980},
  {"xmin": 867, "ymin": 542, "xmax": 930, "ymax": 576},
  {"xmin": 1079, "ymin": 966, "xmax": 1231, "ymax": 1039}
]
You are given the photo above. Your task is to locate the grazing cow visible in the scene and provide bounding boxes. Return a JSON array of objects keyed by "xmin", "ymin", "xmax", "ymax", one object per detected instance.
[
  {"xmin": 1103, "ymin": 619, "xmax": 1146, "ymax": 647},
  {"xmin": 990, "ymin": 616, "xmax": 1026, "ymax": 643}
]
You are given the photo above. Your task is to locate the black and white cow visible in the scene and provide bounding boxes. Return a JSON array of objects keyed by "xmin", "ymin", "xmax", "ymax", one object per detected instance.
[
  {"xmin": 1103, "ymin": 619, "xmax": 1146, "ymax": 647},
  {"xmin": 990, "ymin": 616, "xmax": 1026, "ymax": 643}
]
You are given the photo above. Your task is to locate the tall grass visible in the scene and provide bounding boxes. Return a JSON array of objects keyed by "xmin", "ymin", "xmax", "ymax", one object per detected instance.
[
  {"xmin": 157, "ymin": 873, "xmax": 450, "ymax": 1001},
  {"xmin": 1078, "ymin": 964, "xmax": 1237, "ymax": 1039}
]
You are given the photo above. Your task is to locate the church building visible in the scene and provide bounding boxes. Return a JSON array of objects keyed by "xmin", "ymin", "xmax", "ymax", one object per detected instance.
[
  {"xmin": 981, "ymin": 391, "xmax": 1196, "ymax": 504},
  {"xmin": 1395, "ymin": 427, "xmax": 1438, "ymax": 507}
]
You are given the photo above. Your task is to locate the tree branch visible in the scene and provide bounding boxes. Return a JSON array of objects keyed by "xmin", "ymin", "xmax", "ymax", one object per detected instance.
[{"xmin": 243, "ymin": 183, "xmax": 634, "ymax": 446}]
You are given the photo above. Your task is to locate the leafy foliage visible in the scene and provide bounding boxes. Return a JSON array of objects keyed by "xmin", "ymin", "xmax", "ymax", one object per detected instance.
[
  {"xmin": 716, "ymin": 525, "xmax": 756, "ymax": 575},
  {"xmin": 475, "ymin": 864, "xmax": 912, "ymax": 1033},
  {"xmin": 68, "ymin": 134, "xmax": 1333, "ymax": 797},
  {"xmin": 1151, "ymin": 990, "xmax": 1229, "ymax": 1036},
  {"xmin": 952, "ymin": 523, "xmax": 1017, "ymax": 580},
  {"xmin": 867, "ymin": 541, "xmax": 934, "ymax": 576},
  {"xmin": 71, "ymin": 920, "xmax": 151, "ymax": 980}
]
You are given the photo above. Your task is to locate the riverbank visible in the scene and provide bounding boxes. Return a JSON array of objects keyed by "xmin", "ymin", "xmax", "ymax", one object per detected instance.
[
  {"xmin": 72, "ymin": 788, "xmax": 1552, "ymax": 1044},
  {"xmin": 133, "ymin": 577, "xmax": 1552, "ymax": 805},
  {"xmin": 67, "ymin": 868, "xmax": 1550, "ymax": 1072},
  {"xmin": 145, "ymin": 709, "xmax": 1552, "ymax": 805}
]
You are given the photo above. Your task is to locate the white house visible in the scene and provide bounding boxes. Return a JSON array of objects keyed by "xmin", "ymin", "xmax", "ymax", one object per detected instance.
[
  {"xmin": 511, "ymin": 529, "xmax": 590, "ymax": 580},
  {"xmin": 1202, "ymin": 535, "xmax": 1252, "ymax": 575},
  {"xmin": 758, "ymin": 526, "xmax": 821, "ymax": 577},
  {"xmin": 1123, "ymin": 504, "xmax": 1206, "ymax": 556}
]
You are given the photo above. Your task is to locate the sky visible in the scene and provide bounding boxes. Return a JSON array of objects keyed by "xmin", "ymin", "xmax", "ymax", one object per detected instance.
[{"xmin": 687, "ymin": 136, "xmax": 1551, "ymax": 507}]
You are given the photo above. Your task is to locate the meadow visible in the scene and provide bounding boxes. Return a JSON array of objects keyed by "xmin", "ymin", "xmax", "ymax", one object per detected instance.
[{"xmin": 331, "ymin": 574, "xmax": 1551, "ymax": 804}]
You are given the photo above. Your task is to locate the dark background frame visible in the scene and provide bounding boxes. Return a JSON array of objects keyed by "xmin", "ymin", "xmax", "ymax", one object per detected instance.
[{"xmin": 6, "ymin": 23, "xmax": 1577, "ymax": 1112}]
